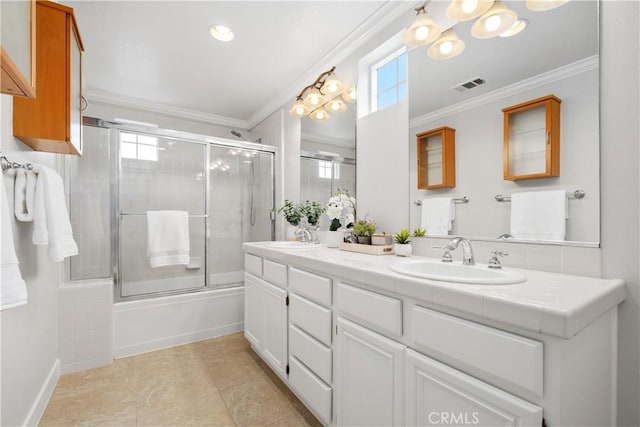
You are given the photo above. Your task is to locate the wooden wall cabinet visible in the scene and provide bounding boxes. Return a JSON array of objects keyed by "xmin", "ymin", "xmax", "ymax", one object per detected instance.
[
  {"xmin": 503, "ymin": 95, "xmax": 561, "ymax": 181},
  {"xmin": 13, "ymin": 1, "xmax": 84, "ymax": 156},
  {"xmin": 417, "ymin": 126, "xmax": 455, "ymax": 189},
  {"xmin": 1, "ymin": 0, "xmax": 36, "ymax": 98}
]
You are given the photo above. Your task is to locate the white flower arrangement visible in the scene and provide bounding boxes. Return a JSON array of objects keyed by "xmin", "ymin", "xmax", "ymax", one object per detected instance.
[{"xmin": 326, "ymin": 189, "xmax": 356, "ymax": 231}]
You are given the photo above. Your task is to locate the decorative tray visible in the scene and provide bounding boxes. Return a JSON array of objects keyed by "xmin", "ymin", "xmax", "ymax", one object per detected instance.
[{"xmin": 338, "ymin": 242, "xmax": 395, "ymax": 255}]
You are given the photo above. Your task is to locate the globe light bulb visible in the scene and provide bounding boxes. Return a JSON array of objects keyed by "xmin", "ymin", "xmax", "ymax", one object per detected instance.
[
  {"xmin": 415, "ymin": 26, "xmax": 429, "ymax": 41},
  {"xmin": 461, "ymin": 0, "xmax": 478, "ymax": 14},
  {"xmin": 439, "ymin": 41, "xmax": 454, "ymax": 55},
  {"xmin": 485, "ymin": 15, "xmax": 501, "ymax": 32},
  {"xmin": 295, "ymin": 106, "xmax": 305, "ymax": 115},
  {"xmin": 310, "ymin": 95, "xmax": 320, "ymax": 105},
  {"xmin": 316, "ymin": 111, "xmax": 325, "ymax": 120}
]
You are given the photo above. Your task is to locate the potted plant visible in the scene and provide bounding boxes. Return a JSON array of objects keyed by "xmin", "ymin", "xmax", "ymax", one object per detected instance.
[
  {"xmin": 352, "ymin": 218, "xmax": 377, "ymax": 245},
  {"xmin": 394, "ymin": 228, "xmax": 412, "ymax": 257},
  {"xmin": 300, "ymin": 200, "xmax": 325, "ymax": 228},
  {"xmin": 325, "ymin": 189, "xmax": 356, "ymax": 247},
  {"xmin": 413, "ymin": 228, "xmax": 426, "ymax": 237}
]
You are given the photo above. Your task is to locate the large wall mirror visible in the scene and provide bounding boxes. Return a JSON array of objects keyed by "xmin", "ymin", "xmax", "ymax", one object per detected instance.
[{"xmin": 408, "ymin": 0, "xmax": 599, "ymax": 245}]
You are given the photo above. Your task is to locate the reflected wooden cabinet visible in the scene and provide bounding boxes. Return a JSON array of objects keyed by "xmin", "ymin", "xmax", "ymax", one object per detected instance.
[
  {"xmin": 503, "ymin": 95, "xmax": 561, "ymax": 181},
  {"xmin": 0, "ymin": 0, "xmax": 36, "ymax": 98},
  {"xmin": 417, "ymin": 126, "xmax": 456, "ymax": 189},
  {"xmin": 13, "ymin": 1, "xmax": 84, "ymax": 155}
]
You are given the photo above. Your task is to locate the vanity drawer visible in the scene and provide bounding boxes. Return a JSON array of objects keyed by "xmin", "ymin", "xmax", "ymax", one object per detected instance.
[
  {"xmin": 289, "ymin": 267, "xmax": 331, "ymax": 307},
  {"xmin": 263, "ymin": 259, "xmax": 287, "ymax": 288},
  {"xmin": 289, "ymin": 324, "xmax": 332, "ymax": 384},
  {"xmin": 411, "ymin": 305, "xmax": 543, "ymax": 398},
  {"xmin": 289, "ymin": 355, "xmax": 332, "ymax": 425},
  {"xmin": 290, "ymin": 294, "xmax": 332, "ymax": 346},
  {"xmin": 336, "ymin": 282, "xmax": 402, "ymax": 336},
  {"xmin": 244, "ymin": 254, "xmax": 262, "ymax": 277}
]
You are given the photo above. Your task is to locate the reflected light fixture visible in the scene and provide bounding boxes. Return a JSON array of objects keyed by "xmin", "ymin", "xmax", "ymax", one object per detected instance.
[
  {"xmin": 209, "ymin": 24, "xmax": 234, "ymax": 41},
  {"xmin": 447, "ymin": 0, "xmax": 495, "ymax": 22},
  {"xmin": 498, "ymin": 18, "xmax": 528, "ymax": 37},
  {"xmin": 471, "ymin": 1, "xmax": 518, "ymax": 39},
  {"xmin": 526, "ymin": 0, "xmax": 569, "ymax": 12},
  {"xmin": 290, "ymin": 66, "xmax": 355, "ymax": 120},
  {"xmin": 428, "ymin": 29, "xmax": 465, "ymax": 60},
  {"xmin": 403, "ymin": 3, "xmax": 442, "ymax": 46}
]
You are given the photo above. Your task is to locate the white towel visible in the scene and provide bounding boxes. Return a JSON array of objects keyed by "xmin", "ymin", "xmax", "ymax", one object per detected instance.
[
  {"xmin": 421, "ymin": 197, "xmax": 455, "ymax": 235},
  {"xmin": 14, "ymin": 169, "xmax": 37, "ymax": 222},
  {"xmin": 1, "ymin": 178, "xmax": 28, "ymax": 310},
  {"xmin": 510, "ymin": 190, "xmax": 567, "ymax": 241},
  {"xmin": 32, "ymin": 165, "xmax": 79, "ymax": 262},
  {"xmin": 147, "ymin": 210, "xmax": 190, "ymax": 268}
]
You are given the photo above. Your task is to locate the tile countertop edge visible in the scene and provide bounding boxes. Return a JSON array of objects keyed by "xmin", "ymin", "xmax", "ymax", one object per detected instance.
[{"xmin": 242, "ymin": 242, "xmax": 626, "ymax": 339}]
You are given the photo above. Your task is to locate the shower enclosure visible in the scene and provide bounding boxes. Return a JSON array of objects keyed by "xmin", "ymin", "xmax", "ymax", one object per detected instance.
[{"xmin": 68, "ymin": 119, "xmax": 275, "ymax": 301}]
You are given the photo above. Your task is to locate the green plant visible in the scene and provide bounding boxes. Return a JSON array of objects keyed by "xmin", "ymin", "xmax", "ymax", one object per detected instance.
[
  {"xmin": 300, "ymin": 200, "xmax": 325, "ymax": 227},
  {"xmin": 394, "ymin": 228, "xmax": 411, "ymax": 244},
  {"xmin": 413, "ymin": 228, "xmax": 426, "ymax": 237},
  {"xmin": 353, "ymin": 218, "xmax": 377, "ymax": 237},
  {"xmin": 278, "ymin": 200, "xmax": 302, "ymax": 226}
]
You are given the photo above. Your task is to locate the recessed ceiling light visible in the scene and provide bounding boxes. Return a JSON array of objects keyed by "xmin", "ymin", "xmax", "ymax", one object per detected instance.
[{"xmin": 209, "ymin": 24, "xmax": 234, "ymax": 42}]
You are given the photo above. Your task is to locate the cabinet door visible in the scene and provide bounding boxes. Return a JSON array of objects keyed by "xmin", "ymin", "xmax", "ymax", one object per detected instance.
[
  {"xmin": 243, "ymin": 273, "xmax": 262, "ymax": 348},
  {"xmin": 405, "ymin": 349, "xmax": 542, "ymax": 427},
  {"xmin": 262, "ymin": 280, "xmax": 288, "ymax": 376},
  {"xmin": 335, "ymin": 317, "xmax": 405, "ymax": 427}
]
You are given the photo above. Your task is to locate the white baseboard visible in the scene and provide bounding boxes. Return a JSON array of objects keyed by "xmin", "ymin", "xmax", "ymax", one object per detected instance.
[{"xmin": 24, "ymin": 359, "xmax": 60, "ymax": 427}]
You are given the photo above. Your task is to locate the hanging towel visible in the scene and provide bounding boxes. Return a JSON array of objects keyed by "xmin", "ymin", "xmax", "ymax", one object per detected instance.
[
  {"xmin": 421, "ymin": 197, "xmax": 455, "ymax": 235},
  {"xmin": 510, "ymin": 190, "xmax": 567, "ymax": 241},
  {"xmin": 1, "ymin": 177, "xmax": 28, "ymax": 311},
  {"xmin": 32, "ymin": 165, "xmax": 79, "ymax": 262},
  {"xmin": 14, "ymin": 169, "xmax": 37, "ymax": 222},
  {"xmin": 146, "ymin": 210, "xmax": 190, "ymax": 268}
]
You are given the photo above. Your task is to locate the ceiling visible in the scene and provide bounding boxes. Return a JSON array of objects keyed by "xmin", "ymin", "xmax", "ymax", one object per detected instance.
[{"xmin": 68, "ymin": 0, "xmax": 410, "ymax": 130}]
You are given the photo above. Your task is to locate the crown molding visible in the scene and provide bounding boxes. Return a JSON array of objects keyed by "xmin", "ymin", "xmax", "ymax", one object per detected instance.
[
  {"xmin": 84, "ymin": 89, "xmax": 251, "ymax": 130},
  {"xmin": 410, "ymin": 55, "xmax": 599, "ymax": 129},
  {"xmin": 247, "ymin": 1, "xmax": 416, "ymax": 130},
  {"xmin": 301, "ymin": 131, "xmax": 355, "ymax": 148}
]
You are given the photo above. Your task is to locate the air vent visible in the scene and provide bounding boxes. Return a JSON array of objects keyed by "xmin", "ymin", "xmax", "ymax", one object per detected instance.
[{"xmin": 452, "ymin": 77, "xmax": 486, "ymax": 93}]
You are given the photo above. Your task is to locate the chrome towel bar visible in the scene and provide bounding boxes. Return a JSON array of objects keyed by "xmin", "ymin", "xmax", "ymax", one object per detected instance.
[
  {"xmin": 495, "ymin": 190, "xmax": 586, "ymax": 202},
  {"xmin": 414, "ymin": 196, "xmax": 469, "ymax": 206}
]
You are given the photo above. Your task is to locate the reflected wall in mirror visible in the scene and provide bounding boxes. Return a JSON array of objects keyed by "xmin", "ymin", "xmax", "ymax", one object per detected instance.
[
  {"xmin": 408, "ymin": 0, "xmax": 599, "ymax": 245},
  {"xmin": 300, "ymin": 102, "xmax": 356, "ymax": 229}
]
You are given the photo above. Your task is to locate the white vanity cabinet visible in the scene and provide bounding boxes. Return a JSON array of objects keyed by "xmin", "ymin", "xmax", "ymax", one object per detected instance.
[
  {"xmin": 243, "ymin": 244, "xmax": 623, "ymax": 427},
  {"xmin": 335, "ymin": 317, "xmax": 405, "ymax": 427}
]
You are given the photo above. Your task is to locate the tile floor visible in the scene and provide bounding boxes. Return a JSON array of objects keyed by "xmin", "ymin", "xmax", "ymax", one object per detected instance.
[{"xmin": 40, "ymin": 333, "xmax": 322, "ymax": 426}]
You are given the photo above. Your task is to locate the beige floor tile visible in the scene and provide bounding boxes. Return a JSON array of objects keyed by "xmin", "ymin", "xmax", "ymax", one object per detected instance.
[
  {"xmin": 266, "ymin": 410, "xmax": 310, "ymax": 427},
  {"xmin": 220, "ymin": 376, "xmax": 294, "ymax": 426},
  {"xmin": 202, "ymin": 349, "xmax": 265, "ymax": 390},
  {"xmin": 193, "ymin": 332, "xmax": 250, "ymax": 360}
]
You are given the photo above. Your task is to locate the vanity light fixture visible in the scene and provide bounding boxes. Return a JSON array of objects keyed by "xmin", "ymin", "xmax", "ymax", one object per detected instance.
[
  {"xmin": 498, "ymin": 18, "xmax": 529, "ymax": 37},
  {"xmin": 471, "ymin": 1, "xmax": 518, "ymax": 39},
  {"xmin": 289, "ymin": 66, "xmax": 356, "ymax": 121},
  {"xmin": 428, "ymin": 29, "xmax": 466, "ymax": 60},
  {"xmin": 447, "ymin": 0, "xmax": 495, "ymax": 22},
  {"xmin": 403, "ymin": 2, "xmax": 442, "ymax": 46},
  {"xmin": 209, "ymin": 24, "xmax": 234, "ymax": 42},
  {"xmin": 526, "ymin": 0, "xmax": 570, "ymax": 12}
]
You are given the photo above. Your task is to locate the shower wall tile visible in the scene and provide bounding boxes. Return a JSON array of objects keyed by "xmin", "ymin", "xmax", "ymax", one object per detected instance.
[{"xmin": 58, "ymin": 279, "xmax": 114, "ymax": 374}]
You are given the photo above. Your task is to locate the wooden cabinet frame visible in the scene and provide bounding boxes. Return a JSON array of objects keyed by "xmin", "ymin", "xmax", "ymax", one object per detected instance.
[
  {"xmin": 417, "ymin": 126, "xmax": 456, "ymax": 190},
  {"xmin": 503, "ymin": 95, "xmax": 561, "ymax": 181}
]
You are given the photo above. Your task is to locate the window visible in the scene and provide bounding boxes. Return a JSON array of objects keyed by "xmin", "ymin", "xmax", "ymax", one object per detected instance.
[
  {"xmin": 318, "ymin": 161, "xmax": 332, "ymax": 179},
  {"xmin": 120, "ymin": 132, "xmax": 159, "ymax": 161},
  {"xmin": 371, "ymin": 48, "xmax": 407, "ymax": 112}
]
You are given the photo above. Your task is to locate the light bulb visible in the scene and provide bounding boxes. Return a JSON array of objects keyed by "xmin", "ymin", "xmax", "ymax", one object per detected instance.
[
  {"xmin": 316, "ymin": 111, "xmax": 325, "ymax": 120},
  {"xmin": 330, "ymin": 102, "xmax": 340, "ymax": 111},
  {"xmin": 295, "ymin": 106, "xmax": 305, "ymax": 115},
  {"xmin": 439, "ymin": 41, "xmax": 454, "ymax": 55},
  {"xmin": 485, "ymin": 15, "xmax": 501, "ymax": 32},
  {"xmin": 310, "ymin": 95, "xmax": 320, "ymax": 106},
  {"xmin": 415, "ymin": 26, "xmax": 429, "ymax": 41},
  {"xmin": 326, "ymin": 83, "xmax": 338, "ymax": 93},
  {"xmin": 461, "ymin": 0, "xmax": 478, "ymax": 14}
]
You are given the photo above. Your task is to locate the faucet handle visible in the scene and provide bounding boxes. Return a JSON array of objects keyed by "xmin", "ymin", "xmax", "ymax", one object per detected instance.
[
  {"xmin": 488, "ymin": 250, "xmax": 508, "ymax": 269},
  {"xmin": 433, "ymin": 246, "xmax": 453, "ymax": 263}
]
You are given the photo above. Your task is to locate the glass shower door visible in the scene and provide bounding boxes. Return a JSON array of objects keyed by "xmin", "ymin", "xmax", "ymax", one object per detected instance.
[{"xmin": 208, "ymin": 146, "xmax": 274, "ymax": 288}]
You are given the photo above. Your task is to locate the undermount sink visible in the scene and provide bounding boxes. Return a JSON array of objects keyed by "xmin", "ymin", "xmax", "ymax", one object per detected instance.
[
  {"xmin": 389, "ymin": 259, "xmax": 526, "ymax": 285},
  {"xmin": 267, "ymin": 241, "xmax": 319, "ymax": 249}
]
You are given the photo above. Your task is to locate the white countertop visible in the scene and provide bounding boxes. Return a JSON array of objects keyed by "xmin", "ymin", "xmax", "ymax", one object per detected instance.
[{"xmin": 243, "ymin": 242, "xmax": 626, "ymax": 339}]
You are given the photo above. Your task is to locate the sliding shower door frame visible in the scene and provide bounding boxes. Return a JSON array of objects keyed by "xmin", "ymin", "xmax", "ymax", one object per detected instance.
[{"xmin": 83, "ymin": 117, "xmax": 276, "ymax": 302}]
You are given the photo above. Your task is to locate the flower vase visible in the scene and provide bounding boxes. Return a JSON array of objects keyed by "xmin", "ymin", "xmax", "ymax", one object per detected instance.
[
  {"xmin": 286, "ymin": 224, "xmax": 298, "ymax": 241},
  {"xmin": 325, "ymin": 230, "xmax": 343, "ymax": 248},
  {"xmin": 394, "ymin": 243, "xmax": 412, "ymax": 257}
]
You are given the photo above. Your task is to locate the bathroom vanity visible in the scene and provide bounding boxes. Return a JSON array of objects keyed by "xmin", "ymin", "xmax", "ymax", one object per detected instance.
[{"xmin": 242, "ymin": 242, "xmax": 624, "ymax": 427}]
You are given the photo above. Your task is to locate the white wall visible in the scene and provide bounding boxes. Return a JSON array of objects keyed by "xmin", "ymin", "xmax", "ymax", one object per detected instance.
[
  {"xmin": 357, "ymin": 100, "xmax": 410, "ymax": 234},
  {"xmin": 600, "ymin": 2, "xmax": 640, "ymax": 426},
  {"xmin": 409, "ymin": 68, "xmax": 599, "ymax": 242},
  {"xmin": 0, "ymin": 96, "xmax": 62, "ymax": 426}
]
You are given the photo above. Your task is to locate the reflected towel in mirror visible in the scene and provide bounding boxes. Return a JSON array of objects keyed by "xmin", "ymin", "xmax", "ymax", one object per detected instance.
[
  {"xmin": 510, "ymin": 190, "xmax": 567, "ymax": 241},
  {"xmin": 421, "ymin": 197, "xmax": 455, "ymax": 235}
]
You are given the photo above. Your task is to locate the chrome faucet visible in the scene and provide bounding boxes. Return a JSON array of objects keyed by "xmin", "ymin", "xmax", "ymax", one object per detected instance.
[
  {"xmin": 295, "ymin": 218, "xmax": 313, "ymax": 243},
  {"xmin": 446, "ymin": 237, "xmax": 475, "ymax": 265}
]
